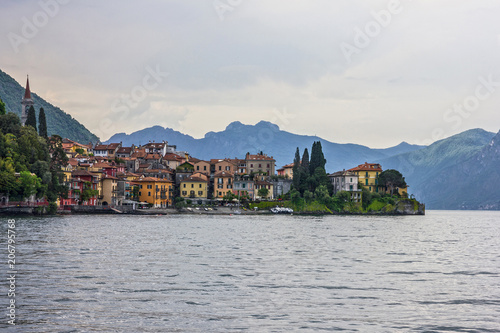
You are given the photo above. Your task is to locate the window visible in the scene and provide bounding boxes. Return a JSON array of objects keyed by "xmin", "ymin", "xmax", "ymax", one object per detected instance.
[
  {"xmin": 350, "ymin": 178, "xmax": 353, "ymax": 182},
  {"xmin": 250, "ymin": 164, "xmax": 253, "ymax": 168},
  {"xmin": 242, "ymin": 183, "xmax": 246, "ymax": 188},
  {"xmin": 259, "ymin": 164, "xmax": 262, "ymax": 168},
  {"xmin": 148, "ymin": 191, "xmax": 151, "ymax": 196},
  {"xmin": 191, "ymin": 184, "xmax": 194, "ymax": 188},
  {"xmin": 203, "ymin": 166, "xmax": 207, "ymax": 171},
  {"xmin": 198, "ymin": 191, "xmax": 203, "ymax": 196},
  {"xmin": 365, "ymin": 179, "xmax": 368, "ymax": 185},
  {"xmin": 219, "ymin": 166, "xmax": 222, "ymax": 171},
  {"xmin": 140, "ymin": 185, "xmax": 143, "ymax": 189},
  {"xmin": 199, "ymin": 184, "xmax": 202, "ymax": 188},
  {"xmin": 350, "ymin": 185, "xmax": 353, "ymax": 191},
  {"xmin": 197, "ymin": 166, "xmax": 199, "ymax": 170},
  {"xmin": 182, "ymin": 191, "xmax": 187, "ymax": 196},
  {"xmin": 365, "ymin": 172, "xmax": 368, "ymax": 178},
  {"xmin": 139, "ymin": 191, "xmax": 142, "ymax": 196},
  {"xmin": 226, "ymin": 166, "xmax": 230, "ymax": 171},
  {"xmin": 267, "ymin": 164, "xmax": 270, "ymax": 168},
  {"xmin": 218, "ymin": 178, "xmax": 223, "ymax": 184},
  {"xmin": 183, "ymin": 184, "xmax": 186, "ymax": 188}
]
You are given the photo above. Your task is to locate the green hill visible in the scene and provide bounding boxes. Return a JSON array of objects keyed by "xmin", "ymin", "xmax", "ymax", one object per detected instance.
[
  {"xmin": 0, "ymin": 69, "xmax": 99, "ymax": 144},
  {"xmin": 380, "ymin": 128, "xmax": 498, "ymax": 209}
]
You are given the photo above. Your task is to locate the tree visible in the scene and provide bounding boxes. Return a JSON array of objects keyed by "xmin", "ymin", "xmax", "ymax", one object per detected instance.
[
  {"xmin": 292, "ymin": 147, "xmax": 301, "ymax": 190},
  {"xmin": 378, "ymin": 169, "xmax": 407, "ymax": 196},
  {"xmin": 26, "ymin": 105, "xmax": 37, "ymax": 131},
  {"xmin": 0, "ymin": 112, "xmax": 21, "ymax": 137},
  {"xmin": 38, "ymin": 107, "xmax": 47, "ymax": 138},
  {"xmin": 309, "ymin": 141, "xmax": 326, "ymax": 174},
  {"xmin": 301, "ymin": 148, "xmax": 310, "ymax": 176},
  {"xmin": 0, "ymin": 97, "xmax": 6, "ymax": 115},
  {"xmin": 258, "ymin": 187, "xmax": 269, "ymax": 199}
]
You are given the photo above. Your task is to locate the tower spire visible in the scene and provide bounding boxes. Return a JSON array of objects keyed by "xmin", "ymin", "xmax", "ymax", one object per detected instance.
[
  {"xmin": 21, "ymin": 74, "xmax": 34, "ymax": 126},
  {"xmin": 24, "ymin": 75, "xmax": 32, "ymax": 99}
]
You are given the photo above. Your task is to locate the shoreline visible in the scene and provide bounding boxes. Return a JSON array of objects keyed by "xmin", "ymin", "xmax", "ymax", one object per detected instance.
[{"xmin": 0, "ymin": 205, "xmax": 425, "ymax": 216}]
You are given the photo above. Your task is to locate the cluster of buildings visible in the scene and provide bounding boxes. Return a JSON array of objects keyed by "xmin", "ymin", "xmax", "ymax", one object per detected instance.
[
  {"xmin": 59, "ymin": 137, "xmax": 407, "ymax": 209},
  {"xmin": 58, "ymin": 139, "xmax": 292, "ymax": 208}
]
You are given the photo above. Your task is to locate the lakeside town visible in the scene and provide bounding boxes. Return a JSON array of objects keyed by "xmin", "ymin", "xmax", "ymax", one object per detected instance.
[{"xmin": 1, "ymin": 77, "xmax": 420, "ymax": 215}]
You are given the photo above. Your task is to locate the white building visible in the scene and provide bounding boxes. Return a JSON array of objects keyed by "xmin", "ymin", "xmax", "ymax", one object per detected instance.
[{"xmin": 328, "ymin": 170, "xmax": 362, "ymax": 203}]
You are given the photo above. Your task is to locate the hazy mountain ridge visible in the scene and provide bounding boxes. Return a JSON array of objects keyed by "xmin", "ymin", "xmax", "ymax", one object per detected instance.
[
  {"xmin": 0, "ymin": 69, "xmax": 98, "ymax": 144},
  {"xmin": 106, "ymin": 120, "xmax": 425, "ymax": 172},
  {"xmin": 380, "ymin": 128, "xmax": 498, "ymax": 209}
]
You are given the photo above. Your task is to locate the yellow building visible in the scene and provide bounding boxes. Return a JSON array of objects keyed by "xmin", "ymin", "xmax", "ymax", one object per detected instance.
[
  {"xmin": 133, "ymin": 177, "xmax": 174, "ymax": 207},
  {"xmin": 180, "ymin": 173, "xmax": 209, "ymax": 199},
  {"xmin": 213, "ymin": 171, "xmax": 234, "ymax": 199},
  {"xmin": 348, "ymin": 162, "xmax": 383, "ymax": 193}
]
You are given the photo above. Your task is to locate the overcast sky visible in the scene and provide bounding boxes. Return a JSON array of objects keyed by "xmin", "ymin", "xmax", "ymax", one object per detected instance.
[{"xmin": 1, "ymin": 0, "xmax": 500, "ymax": 147}]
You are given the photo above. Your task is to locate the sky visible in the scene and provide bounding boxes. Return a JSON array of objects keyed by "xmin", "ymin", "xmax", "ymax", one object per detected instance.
[{"xmin": 1, "ymin": 0, "xmax": 500, "ymax": 148}]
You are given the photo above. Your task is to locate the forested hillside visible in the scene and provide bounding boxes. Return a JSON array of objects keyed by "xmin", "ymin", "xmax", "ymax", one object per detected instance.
[{"xmin": 0, "ymin": 69, "xmax": 98, "ymax": 144}]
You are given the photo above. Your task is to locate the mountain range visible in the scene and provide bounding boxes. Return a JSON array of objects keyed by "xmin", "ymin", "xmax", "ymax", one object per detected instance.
[
  {"xmin": 0, "ymin": 69, "xmax": 98, "ymax": 144},
  {"xmin": 106, "ymin": 122, "xmax": 500, "ymax": 210},
  {"xmin": 106, "ymin": 120, "xmax": 425, "ymax": 173}
]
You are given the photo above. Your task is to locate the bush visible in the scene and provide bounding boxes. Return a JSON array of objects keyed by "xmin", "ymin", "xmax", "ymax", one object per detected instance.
[
  {"xmin": 366, "ymin": 200, "xmax": 386, "ymax": 212},
  {"xmin": 47, "ymin": 202, "xmax": 58, "ymax": 214}
]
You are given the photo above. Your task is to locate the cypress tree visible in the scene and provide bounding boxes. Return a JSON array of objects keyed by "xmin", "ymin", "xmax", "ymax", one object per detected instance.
[
  {"xmin": 26, "ymin": 105, "xmax": 37, "ymax": 131},
  {"xmin": 309, "ymin": 141, "xmax": 326, "ymax": 174},
  {"xmin": 38, "ymin": 107, "xmax": 48, "ymax": 138},
  {"xmin": 292, "ymin": 147, "xmax": 301, "ymax": 190},
  {"xmin": 301, "ymin": 148, "xmax": 310, "ymax": 176}
]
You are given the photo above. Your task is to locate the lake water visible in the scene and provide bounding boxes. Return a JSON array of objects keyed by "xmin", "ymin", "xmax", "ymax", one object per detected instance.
[{"xmin": 1, "ymin": 211, "xmax": 499, "ymax": 332}]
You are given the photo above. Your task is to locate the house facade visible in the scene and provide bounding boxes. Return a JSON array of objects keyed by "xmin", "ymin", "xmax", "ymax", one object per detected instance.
[
  {"xmin": 348, "ymin": 162, "xmax": 383, "ymax": 193},
  {"xmin": 329, "ymin": 170, "xmax": 362, "ymax": 203}
]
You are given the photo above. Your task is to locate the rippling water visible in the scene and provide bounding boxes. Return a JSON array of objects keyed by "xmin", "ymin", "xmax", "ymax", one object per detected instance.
[{"xmin": 1, "ymin": 211, "xmax": 499, "ymax": 332}]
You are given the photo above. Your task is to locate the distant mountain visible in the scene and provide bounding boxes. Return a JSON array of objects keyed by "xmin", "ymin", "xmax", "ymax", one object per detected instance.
[
  {"xmin": 0, "ymin": 69, "xmax": 98, "ymax": 144},
  {"xmin": 380, "ymin": 128, "xmax": 498, "ymax": 209},
  {"xmin": 412, "ymin": 130, "xmax": 500, "ymax": 210},
  {"xmin": 106, "ymin": 120, "xmax": 425, "ymax": 173}
]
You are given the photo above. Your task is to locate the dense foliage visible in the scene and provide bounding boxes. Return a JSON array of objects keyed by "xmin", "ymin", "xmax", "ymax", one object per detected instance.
[
  {"xmin": 38, "ymin": 107, "xmax": 47, "ymax": 138},
  {"xmin": 0, "ymin": 112, "xmax": 68, "ymax": 204},
  {"xmin": 0, "ymin": 69, "xmax": 99, "ymax": 143}
]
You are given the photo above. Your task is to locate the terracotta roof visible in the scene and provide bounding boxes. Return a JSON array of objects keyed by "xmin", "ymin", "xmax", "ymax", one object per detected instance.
[
  {"xmin": 214, "ymin": 171, "xmax": 234, "ymax": 177},
  {"xmin": 102, "ymin": 175, "xmax": 118, "ymax": 180},
  {"xmin": 116, "ymin": 147, "xmax": 133, "ymax": 154},
  {"xmin": 246, "ymin": 154, "xmax": 275, "ymax": 161},
  {"xmin": 255, "ymin": 180, "xmax": 273, "ymax": 185},
  {"xmin": 93, "ymin": 144, "xmax": 108, "ymax": 150},
  {"xmin": 68, "ymin": 158, "xmax": 78, "ymax": 166},
  {"xmin": 163, "ymin": 153, "xmax": 183, "ymax": 161},
  {"xmin": 142, "ymin": 142, "xmax": 166, "ymax": 149},
  {"xmin": 348, "ymin": 162, "xmax": 383, "ymax": 172},
  {"xmin": 72, "ymin": 170, "xmax": 95, "ymax": 177},
  {"xmin": 131, "ymin": 151, "xmax": 147, "ymax": 158},
  {"xmin": 329, "ymin": 170, "xmax": 357, "ymax": 177},
  {"xmin": 182, "ymin": 175, "xmax": 208, "ymax": 183},
  {"xmin": 282, "ymin": 163, "xmax": 294, "ymax": 168},
  {"xmin": 133, "ymin": 177, "xmax": 172, "ymax": 183},
  {"xmin": 145, "ymin": 153, "xmax": 162, "ymax": 160}
]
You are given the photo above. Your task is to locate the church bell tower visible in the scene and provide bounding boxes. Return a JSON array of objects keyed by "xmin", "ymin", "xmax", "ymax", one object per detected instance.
[{"xmin": 21, "ymin": 75, "xmax": 34, "ymax": 126}]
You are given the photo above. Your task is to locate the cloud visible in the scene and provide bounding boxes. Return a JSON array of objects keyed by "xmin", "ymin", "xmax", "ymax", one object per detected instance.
[{"xmin": 1, "ymin": 0, "xmax": 499, "ymax": 147}]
